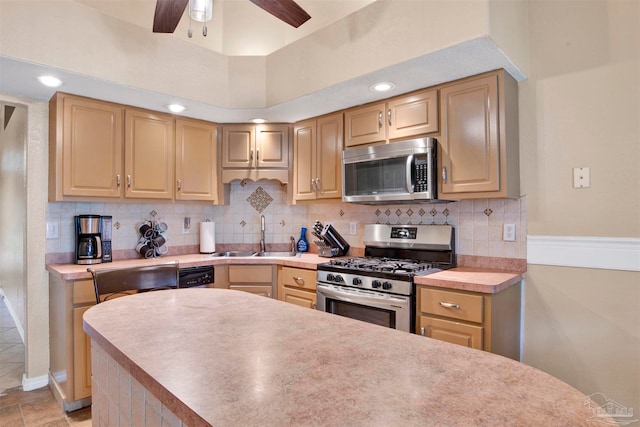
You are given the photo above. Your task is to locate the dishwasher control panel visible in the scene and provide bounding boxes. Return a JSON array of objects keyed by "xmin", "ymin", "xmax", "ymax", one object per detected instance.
[{"xmin": 179, "ymin": 265, "xmax": 214, "ymax": 288}]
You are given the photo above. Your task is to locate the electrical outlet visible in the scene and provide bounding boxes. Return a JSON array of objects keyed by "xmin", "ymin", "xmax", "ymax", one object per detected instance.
[
  {"xmin": 503, "ymin": 224, "xmax": 516, "ymax": 242},
  {"xmin": 46, "ymin": 221, "xmax": 59, "ymax": 239},
  {"xmin": 349, "ymin": 222, "xmax": 357, "ymax": 235},
  {"xmin": 183, "ymin": 217, "xmax": 191, "ymax": 234}
]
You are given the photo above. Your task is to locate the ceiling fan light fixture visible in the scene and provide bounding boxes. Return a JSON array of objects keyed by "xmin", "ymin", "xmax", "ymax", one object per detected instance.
[{"xmin": 189, "ymin": 0, "xmax": 213, "ymax": 23}]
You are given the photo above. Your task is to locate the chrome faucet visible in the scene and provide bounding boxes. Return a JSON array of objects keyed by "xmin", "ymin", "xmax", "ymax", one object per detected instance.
[
  {"xmin": 290, "ymin": 236, "xmax": 296, "ymax": 254},
  {"xmin": 260, "ymin": 215, "xmax": 266, "ymax": 253}
]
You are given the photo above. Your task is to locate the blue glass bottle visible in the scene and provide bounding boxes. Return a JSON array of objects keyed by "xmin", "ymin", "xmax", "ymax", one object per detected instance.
[{"xmin": 297, "ymin": 227, "xmax": 309, "ymax": 252}]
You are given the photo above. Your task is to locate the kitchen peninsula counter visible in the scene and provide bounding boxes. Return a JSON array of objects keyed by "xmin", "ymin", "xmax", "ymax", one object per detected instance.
[{"xmin": 84, "ymin": 288, "xmax": 596, "ymax": 426}]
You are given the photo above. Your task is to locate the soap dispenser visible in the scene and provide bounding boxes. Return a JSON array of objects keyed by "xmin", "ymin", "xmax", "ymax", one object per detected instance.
[{"xmin": 297, "ymin": 227, "xmax": 309, "ymax": 253}]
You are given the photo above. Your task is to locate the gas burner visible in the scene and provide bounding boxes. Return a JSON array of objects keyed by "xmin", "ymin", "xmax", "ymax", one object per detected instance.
[{"xmin": 329, "ymin": 257, "xmax": 442, "ymax": 276}]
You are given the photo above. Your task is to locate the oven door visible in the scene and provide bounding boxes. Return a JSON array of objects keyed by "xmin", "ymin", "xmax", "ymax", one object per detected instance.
[{"xmin": 316, "ymin": 283, "xmax": 412, "ymax": 333}]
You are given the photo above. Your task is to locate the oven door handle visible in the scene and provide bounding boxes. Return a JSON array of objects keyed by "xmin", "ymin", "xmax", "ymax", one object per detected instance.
[
  {"xmin": 406, "ymin": 154, "xmax": 414, "ymax": 194},
  {"xmin": 317, "ymin": 284, "xmax": 407, "ymax": 307}
]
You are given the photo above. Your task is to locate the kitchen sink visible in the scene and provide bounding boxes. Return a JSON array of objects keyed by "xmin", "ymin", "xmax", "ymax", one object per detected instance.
[
  {"xmin": 253, "ymin": 252, "xmax": 300, "ymax": 258},
  {"xmin": 211, "ymin": 251, "xmax": 257, "ymax": 257}
]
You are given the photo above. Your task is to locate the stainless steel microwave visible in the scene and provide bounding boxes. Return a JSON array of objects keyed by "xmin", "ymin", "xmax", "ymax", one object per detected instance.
[{"xmin": 342, "ymin": 137, "xmax": 437, "ymax": 204}]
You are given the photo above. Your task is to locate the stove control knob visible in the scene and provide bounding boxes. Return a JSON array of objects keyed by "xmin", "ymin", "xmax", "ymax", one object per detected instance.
[
  {"xmin": 326, "ymin": 274, "xmax": 335, "ymax": 282},
  {"xmin": 382, "ymin": 281, "xmax": 392, "ymax": 290},
  {"xmin": 334, "ymin": 275, "xmax": 344, "ymax": 283},
  {"xmin": 372, "ymin": 280, "xmax": 381, "ymax": 288},
  {"xmin": 352, "ymin": 277, "xmax": 362, "ymax": 286}
]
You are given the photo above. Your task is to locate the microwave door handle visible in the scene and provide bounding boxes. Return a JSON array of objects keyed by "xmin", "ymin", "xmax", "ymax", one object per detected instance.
[{"xmin": 406, "ymin": 154, "xmax": 414, "ymax": 193}]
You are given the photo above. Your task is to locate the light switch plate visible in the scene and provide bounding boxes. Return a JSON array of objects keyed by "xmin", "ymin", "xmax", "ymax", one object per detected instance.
[
  {"xmin": 573, "ymin": 167, "xmax": 590, "ymax": 188},
  {"xmin": 46, "ymin": 221, "xmax": 59, "ymax": 239},
  {"xmin": 349, "ymin": 222, "xmax": 357, "ymax": 235}
]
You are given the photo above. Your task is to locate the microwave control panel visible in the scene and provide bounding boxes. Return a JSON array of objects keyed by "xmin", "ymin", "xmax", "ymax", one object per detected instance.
[{"xmin": 413, "ymin": 154, "xmax": 430, "ymax": 193}]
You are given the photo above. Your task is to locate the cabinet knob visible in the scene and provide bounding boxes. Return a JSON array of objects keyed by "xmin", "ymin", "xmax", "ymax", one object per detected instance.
[
  {"xmin": 421, "ymin": 327, "xmax": 425, "ymax": 336},
  {"xmin": 250, "ymin": 150, "xmax": 254, "ymax": 162},
  {"xmin": 388, "ymin": 109, "xmax": 392, "ymax": 126},
  {"xmin": 311, "ymin": 303, "xmax": 317, "ymax": 309},
  {"xmin": 177, "ymin": 179, "xmax": 182, "ymax": 191},
  {"xmin": 315, "ymin": 178, "xmax": 320, "ymax": 193},
  {"xmin": 127, "ymin": 175, "xmax": 131, "ymax": 188},
  {"xmin": 116, "ymin": 174, "xmax": 121, "ymax": 187},
  {"xmin": 256, "ymin": 149, "xmax": 260, "ymax": 162},
  {"xmin": 293, "ymin": 276, "xmax": 304, "ymax": 285},
  {"xmin": 441, "ymin": 167, "xmax": 447, "ymax": 183},
  {"xmin": 378, "ymin": 111, "xmax": 383, "ymax": 128}
]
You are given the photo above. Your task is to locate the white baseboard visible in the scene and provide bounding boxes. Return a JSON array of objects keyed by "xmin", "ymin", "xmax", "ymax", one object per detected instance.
[
  {"xmin": 22, "ymin": 373, "xmax": 49, "ymax": 391},
  {"xmin": 527, "ymin": 235, "xmax": 640, "ymax": 272}
]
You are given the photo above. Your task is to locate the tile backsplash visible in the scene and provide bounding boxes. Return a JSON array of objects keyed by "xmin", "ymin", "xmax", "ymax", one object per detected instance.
[{"xmin": 46, "ymin": 181, "xmax": 527, "ymax": 260}]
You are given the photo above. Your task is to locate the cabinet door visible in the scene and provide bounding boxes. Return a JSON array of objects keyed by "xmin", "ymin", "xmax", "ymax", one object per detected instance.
[
  {"xmin": 293, "ymin": 120, "xmax": 317, "ymax": 201},
  {"xmin": 222, "ymin": 125, "xmax": 254, "ymax": 168},
  {"xmin": 61, "ymin": 95, "xmax": 123, "ymax": 198},
  {"xmin": 73, "ymin": 306, "xmax": 92, "ymax": 400},
  {"xmin": 175, "ymin": 119, "xmax": 218, "ymax": 202},
  {"xmin": 124, "ymin": 109, "xmax": 174, "ymax": 199},
  {"xmin": 316, "ymin": 113, "xmax": 343, "ymax": 199},
  {"xmin": 344, "ymin": 102, "xmax": 386, "ymax": 147},
  {"xmin": 419, "ymin": 316, "xmax": 483, "ymax": 350},
  {"xmin": 256, "ymin": 125, "xmax": 289, "ymax": 168},
  {"xmin": 229, "ymin": 285, "xmax": 273, "ymax": 298},
  {"xmin": 280, "ymin": 286, "xmax": 317, "ymax": 309},
  {"xmin": 387, "ymin": 88, "xmax": 438, "ymax": 139},
  {"xmin": 439, "ymin": 74, "xmax": 500, "ymax": 195}
]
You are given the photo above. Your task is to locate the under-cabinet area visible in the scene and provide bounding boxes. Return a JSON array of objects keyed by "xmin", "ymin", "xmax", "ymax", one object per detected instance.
[{"xmin": 416, "ymin": 283, "xmax": 521, "ymax": 360}]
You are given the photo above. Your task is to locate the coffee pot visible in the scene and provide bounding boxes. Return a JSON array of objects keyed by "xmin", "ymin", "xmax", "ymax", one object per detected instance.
[{"xmin": 75, "ymin": 215, "xmax": 103, "ymax": 265}]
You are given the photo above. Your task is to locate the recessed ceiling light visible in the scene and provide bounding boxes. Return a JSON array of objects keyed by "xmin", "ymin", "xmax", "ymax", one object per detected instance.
[
  {"xmin": 250, "ymin": 118, "xmax": 267, "ymax": 124},
  {"xmin": 37, "ymin": 75, "xmax": 62, "ymax": 88},
  {"xmin": 166, "ymin": 104, "xmax": 186, "ymax": 113},
  {"xmin": 370, "ymin": 82, "xmax": 395, "ymax": 92}
]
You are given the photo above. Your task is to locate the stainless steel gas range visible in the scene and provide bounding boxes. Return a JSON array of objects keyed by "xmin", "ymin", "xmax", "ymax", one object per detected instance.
[{"xmin": 316, "ymin": 224, "xmax": 455, "ymax": 333}]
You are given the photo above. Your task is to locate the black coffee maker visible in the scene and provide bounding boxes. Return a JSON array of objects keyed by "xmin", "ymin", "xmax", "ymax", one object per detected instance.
[{"xmin": 75, "ymin": 215, "xmax": 103, "ymax": 265}]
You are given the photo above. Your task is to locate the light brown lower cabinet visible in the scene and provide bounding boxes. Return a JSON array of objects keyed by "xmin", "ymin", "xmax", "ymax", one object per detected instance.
[
  {"xmin": 416, "ymin": 283, "xmax": 521, "ymax": 360},
  {"xmin": 227, "ymin": 265, "xmax": 275, "ymax": 298},
  {"xmin": 49, "ymin": 276, "xmax": 95, "ymax": 410},
  {"xmin": 277, "ymin": 266, "xmax": 317, "ymax": 309}
]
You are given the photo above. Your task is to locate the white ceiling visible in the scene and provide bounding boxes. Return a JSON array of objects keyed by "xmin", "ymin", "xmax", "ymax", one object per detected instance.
[{"xmin": 0, "ymin": 0, "xmax": 527, "ymax": 123}]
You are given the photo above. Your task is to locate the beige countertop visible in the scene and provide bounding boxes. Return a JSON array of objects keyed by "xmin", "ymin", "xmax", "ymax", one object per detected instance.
[
  {"xmin": 47, "ymin": 254, "xmax": 523, "ymax": 293},
  {"xmin": 83, "ymin": 288, "xmax": 596, "ymax": 426}
]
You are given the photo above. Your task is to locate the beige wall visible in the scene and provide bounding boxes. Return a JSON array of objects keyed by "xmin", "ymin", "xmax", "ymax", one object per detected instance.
[
  {"xmin": 0, "ymin": 94, "xmax": 50, "ymax": 385},
  {"xmin": 520, "ymin": 0, "xmax": 639, "ymax": 414}
]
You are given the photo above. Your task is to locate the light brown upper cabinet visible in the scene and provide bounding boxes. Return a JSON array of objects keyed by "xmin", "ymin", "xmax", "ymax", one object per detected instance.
[
  {"xmin": 221, "ymin": 124, "xmax": 290, "ymax": 183},
  {"xmin": 344, "ymin": 88, "xmax": 438, "ymax": 147},
  {"xmin": 175, "ymin": 118, "xmax": 218, "ymax": 202},
  {"xmin": 49, "ymin": 93, "xmax": 124, "ymax": 200},
  {"xmin": 438, "ymin": 70, "xmax": 520, "ymax": 199},
  {"xmin": 124, "ymin": 108, "xmax": 175, "ymax": 199},
  {"xmin": 293, "ymin": 113, "xmax": 343, "ymax": 202},
  {"xmin": 49, "ymin": 92, "xmax": 220, "ymax": 203}
]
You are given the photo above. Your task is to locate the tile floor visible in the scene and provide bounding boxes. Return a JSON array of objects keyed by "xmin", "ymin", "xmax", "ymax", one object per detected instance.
[{"xmin": 0, "ymin": 297, "xmax": 92, "ymax": 426}]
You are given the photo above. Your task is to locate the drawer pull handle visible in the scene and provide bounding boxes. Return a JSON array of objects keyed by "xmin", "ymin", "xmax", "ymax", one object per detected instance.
[
  {"xmin": 439, "ymin": 301, "xmax": 460, "ymax": 309},
  {"xmin": 293, "ymin": 276, "xmax": 304, "ymax": 285},
  {"xmin": 420, "ymin": 327, "xmax": 425, "ymax": 336}
]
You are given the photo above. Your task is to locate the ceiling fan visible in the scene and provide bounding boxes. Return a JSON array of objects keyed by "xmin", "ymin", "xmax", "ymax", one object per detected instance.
[{"xmin": 153, "ymin": 0, "xmax": 311, "ymax": 33}]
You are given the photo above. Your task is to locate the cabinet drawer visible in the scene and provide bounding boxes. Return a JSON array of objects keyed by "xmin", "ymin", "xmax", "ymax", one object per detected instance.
[
  {"xmin": 280, "ymin": 267, "xmax": 316, "ymax": 291},
  {"xmin": 228, "ymin": 265, "xmax": 272, "ymax": 283},
  {"xmin": 418, "ymin": 287, "xmax": 483, "ymax": 323},
  {"xmin": 419, "ymin": 316, "xmax": 483, "ymax": 350},
  {"xmin": 73, "ymin": 280, "xmax": 96, "ymax": 305}
]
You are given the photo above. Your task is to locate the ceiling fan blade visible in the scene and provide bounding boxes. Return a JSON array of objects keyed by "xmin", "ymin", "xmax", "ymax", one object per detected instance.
[
  {"xmin": 153, "ymin": 0, "xmax": 189, "ymax": 33},
  {"xmin": 249, "ymin": 0, "xmax": 311, "ymax": 28}
]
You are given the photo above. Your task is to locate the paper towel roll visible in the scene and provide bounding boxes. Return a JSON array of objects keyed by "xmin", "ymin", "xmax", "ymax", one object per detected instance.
[{"xmin": 199, "ymin": 221, "xmax": 216, "ymax": 253}]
